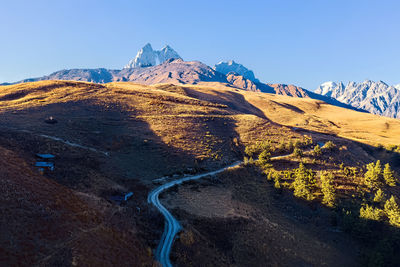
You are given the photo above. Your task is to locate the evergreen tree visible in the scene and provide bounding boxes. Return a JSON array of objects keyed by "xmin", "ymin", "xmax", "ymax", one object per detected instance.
[
  {"xmin": 293, "ymin": 163, "xmax": 315, "ymax": 200},
  {"xmin": 383, "ymin": 163, "xmax": 397, "ymax": 186},
  {"xmin": 364, "ymin": 161, "xmax": 383, "ymax": 189},
  {"xmin": 320, "ymin": 172, "xmax": 336, "ymax": 207},
  {"xmin": 373, "ymin": 189, "xmax": 386, "ymax": 204},
  {"xmin": 384, "ymin": 196, "xmax": 400, "ymax": 227}
]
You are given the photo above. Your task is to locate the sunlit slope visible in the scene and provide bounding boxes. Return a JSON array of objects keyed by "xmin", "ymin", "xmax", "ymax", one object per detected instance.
[
  {"xmin": 0, "ymin": 81, "xmax": 299, "ymax": 179},
  {"xmin": 1, "ymin": 80, "xmax": 398, "ymax": 155},
  {"xmin": 182, "ymin": 83, "xmax": 400, "ymax": 146}
]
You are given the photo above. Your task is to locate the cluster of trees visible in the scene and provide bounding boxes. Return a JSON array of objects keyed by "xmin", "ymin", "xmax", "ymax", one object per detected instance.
[
  {"xmin": 359, "ymin": 161, "xmax": 400, "ymax": 227},
  {"xmin": 360, "ymin": 194, "xmax": 400, "ymax": 227},
  {"xmin": 364, "ymin": 160, "xmax": 397, "ymax": 189}
]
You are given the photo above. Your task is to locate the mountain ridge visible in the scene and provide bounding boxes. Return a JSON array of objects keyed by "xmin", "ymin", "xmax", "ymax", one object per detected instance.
[
  {"xmin": 316, "ymin": 80, "xmax": 400, "ymax": 118},
  {"xmin": 1, "ymin": 43, "xmax": 364, "ymax": 113}
]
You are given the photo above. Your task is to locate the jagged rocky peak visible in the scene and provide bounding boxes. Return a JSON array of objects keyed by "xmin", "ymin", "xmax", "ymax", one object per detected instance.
[
  {"xmin": 316, "ymin": 80, "xmax": 400, "ymax": 118},
  {"xmin": 124, "ymin": 43, "xmax": 182, "ymax": 69},
  {"xmin": 157, "ymin": 45, "xmax": 181, "ymax": 64},
  {"xmin": 214, "ymin": 60, "xmax": 259, "ymax": 83}
]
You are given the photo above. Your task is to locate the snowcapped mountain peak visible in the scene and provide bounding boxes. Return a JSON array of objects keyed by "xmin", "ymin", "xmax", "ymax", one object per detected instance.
[
  {"xmin": 124, "ymin": 43, "xmax": 182, "ymax": 69},
  {"xmin": 214, "ymin": 60, "xmax": 259, "ymax": 83},
  {"xmin": 316, "ymin": 80, "xmax": 400, "ymax": 118},
  {"xmin": 394, "ymin": 83, "xmax": 400, "ymax": 90}
]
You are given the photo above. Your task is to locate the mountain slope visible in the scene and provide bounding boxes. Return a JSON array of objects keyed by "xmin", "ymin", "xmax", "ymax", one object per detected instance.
[{"xmin": 316, "ymin": 80, "xmax": 400, "ymax": 118}]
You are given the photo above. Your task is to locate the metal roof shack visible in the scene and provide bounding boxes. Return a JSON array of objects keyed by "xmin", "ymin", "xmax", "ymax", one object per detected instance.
[
  {"xmin": 35, "ymin": 162, "xmax": 55, "ymax": 171},
  {"xmin": 36, "ymin": 154, "xmax": 55, "ymax": 159}
]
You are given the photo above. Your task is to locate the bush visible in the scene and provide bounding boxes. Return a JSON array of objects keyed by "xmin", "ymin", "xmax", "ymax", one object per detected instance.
[
  {"xmin": 320, "ymin": 172, "xmax": 336, "ymax": 207},
  {"xmin": 323, "ymin": 141, "xmax": 336, "ymax": 151},
  {"xmin": 313, "ymin": 145, "xmax": 322, "ymax": 157},
  {"xmin": 258, "ymin": 150, "xmax": 271, "ymax": 166},
  {"xmin": 293, "ymin": 147, "xmax": 303, "ymax": 158}
]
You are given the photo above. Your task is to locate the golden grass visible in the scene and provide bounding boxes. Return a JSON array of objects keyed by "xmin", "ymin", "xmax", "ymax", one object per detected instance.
[{"xmin": 1, "ymin": 80, "xmax": 398, "ymax": 153}]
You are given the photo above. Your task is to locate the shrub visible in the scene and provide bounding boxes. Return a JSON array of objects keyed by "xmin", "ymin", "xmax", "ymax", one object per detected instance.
[
  {"xmin": 258, "ymin": 150, "xmax": 271, "ymax": 166},
  {"xmin": 360, "ymin": 204, "xmax": 384, "ymax": 221},
  {"xmin": 323, "ymin": 141, "xmax": 336, "ymax": 151},
  {"xmin": 274, "ymin": 174, "xmax": 281, "ymax": 189},
  {"xmin": 320, "ymin": 172, "xmax": 336, "ymax": 207},
  {"xmin": 293, "ymin": 147, "xmax": 303, "ymax": 158},
  {"xmin": 383, "ymin": 163, "xmax": 397, "ymax": 186},
  {"xmin": 313, "ymin": 145, "xmax": 322, "ymax": 157},
  {"xmin": 294, "ymin": 139, "xmax": 302, "ymax": 148},
  {"xmin": 286, "ymin": 140, "xmax": 294, "ymax": 152},
  {"xmin": 384, "ymin": 196, "xmax": 400, "ymax": 227},
  {"xmin": 293, "ymin": 163, "xmax": 315, "ymax": 200}
]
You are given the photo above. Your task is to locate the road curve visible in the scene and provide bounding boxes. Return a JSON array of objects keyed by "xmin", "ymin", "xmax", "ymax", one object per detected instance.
[
  {"xmin": 147, "ymin": 161, "xmax": 242, "ymax": 267},
  {"xmin": 147, "ymin": 151, "xmax": 301, "ymax": 266}
]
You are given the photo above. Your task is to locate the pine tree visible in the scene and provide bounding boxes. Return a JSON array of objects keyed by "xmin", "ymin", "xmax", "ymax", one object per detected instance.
[
  {"xmin": 373, "ymin": 189, "xmax": 386, "ymax": 204},
  {"xmin": 320, "ymin": 172, "xmax": 335, "ymax": 207},
  {"xmin": 384, "ymin": 196, "xmax": 400, "ymax": 227},
  {"xmin": 364, "ymin": 161, "xmax": 383, "ymax": 189},
  {"xmin": 293, "ymin": 163, "xmax": 315, "ymax": 200},
  {"xmin": 383, "ymin": 163, "xmax": 397, "ymax": 186}
]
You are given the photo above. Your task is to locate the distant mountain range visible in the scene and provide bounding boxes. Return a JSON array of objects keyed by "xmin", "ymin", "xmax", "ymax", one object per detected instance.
[
  {"xmin": 1, "ymin": 43, "xmax": 363, "ymax": 112},
  {"xmin": 316, "ymin": 80, "xmax": 400, "ymax": 118}
]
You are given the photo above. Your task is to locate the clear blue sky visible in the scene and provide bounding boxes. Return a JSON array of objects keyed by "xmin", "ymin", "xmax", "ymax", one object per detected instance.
[{"xmin": 1, "ymin": 0, "xmax": 399, "ymax": 90}]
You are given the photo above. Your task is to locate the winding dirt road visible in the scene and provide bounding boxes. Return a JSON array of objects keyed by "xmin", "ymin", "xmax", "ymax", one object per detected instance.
[{"xmin": 147, "ymin": 161, "xmax": 242, "ymax": 267}]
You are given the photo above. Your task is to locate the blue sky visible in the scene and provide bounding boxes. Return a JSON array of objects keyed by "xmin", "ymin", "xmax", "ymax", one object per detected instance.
[{"xmin": 1, "ymin": 0, "xmax": 399, "ymax": 90}]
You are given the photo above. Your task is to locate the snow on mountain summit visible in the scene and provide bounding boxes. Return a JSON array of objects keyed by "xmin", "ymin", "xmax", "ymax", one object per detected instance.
[
  {"xmin": 214, "ymin": 60, "xmax": 259, "ymax": 83},
  {"xmin": 316, "ymin": 80, "xmax": 400, "ymax": 118},
  {"xmin": 124, "ymin": 43, "xmax": 182, "ymax": 68}
]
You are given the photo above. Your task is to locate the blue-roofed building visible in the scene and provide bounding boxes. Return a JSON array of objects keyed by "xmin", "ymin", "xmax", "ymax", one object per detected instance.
[
  {"xmin": 35, "ymin": 162, "xmax": 54, "ymax": 171},
  {"xmin": 36, "ymin": 153, "xmax": 55, "ymax": 159}
]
